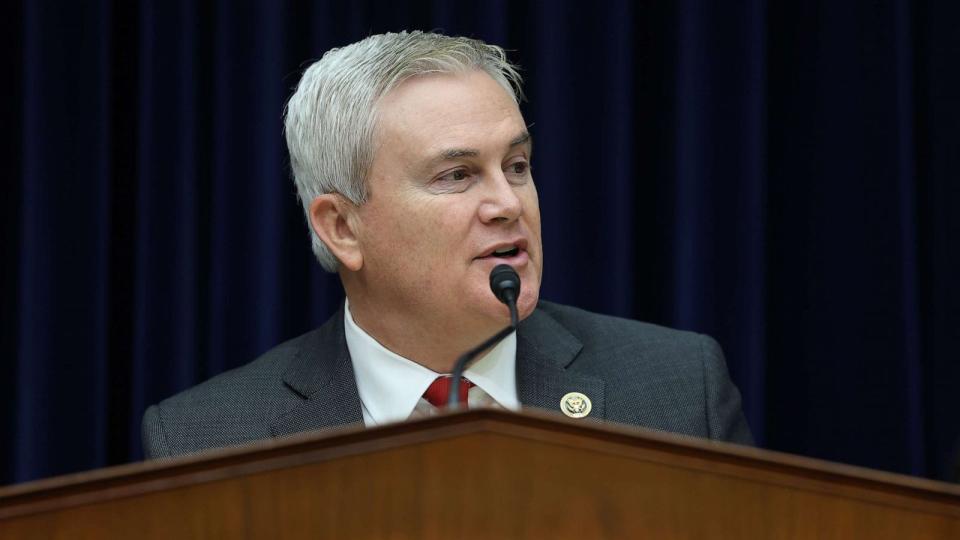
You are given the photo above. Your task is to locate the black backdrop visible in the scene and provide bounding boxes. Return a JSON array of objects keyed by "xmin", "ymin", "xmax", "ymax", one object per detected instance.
[{"xmin": 3, "ymin": 0, "xmax": 959, "ymax": 486}]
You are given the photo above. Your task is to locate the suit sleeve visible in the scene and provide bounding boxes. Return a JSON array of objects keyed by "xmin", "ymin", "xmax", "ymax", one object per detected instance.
[
  {"xmin": 141, "ymin": 404, "xmax": 171, "ymax": 459},
  {"xmin": 699, "ymin": 335, "xmax": 755, "ymax": 445}
]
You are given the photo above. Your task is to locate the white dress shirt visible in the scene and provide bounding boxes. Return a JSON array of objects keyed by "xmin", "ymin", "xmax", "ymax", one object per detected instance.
[{"xmin": 344, "ymin": 299, "xmax": 521, "ymax": 427}]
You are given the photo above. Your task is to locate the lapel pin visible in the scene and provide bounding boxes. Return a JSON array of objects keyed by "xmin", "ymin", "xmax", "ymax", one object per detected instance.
[{"xmin": 560, "ymin": 392, "xmax": 592, "ymax": 418}]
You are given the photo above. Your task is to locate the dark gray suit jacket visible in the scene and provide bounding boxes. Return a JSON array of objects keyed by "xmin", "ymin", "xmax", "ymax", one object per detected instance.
[{"xmin": 142, "ymin": 301, "xmax": 753, "ymax": 458}]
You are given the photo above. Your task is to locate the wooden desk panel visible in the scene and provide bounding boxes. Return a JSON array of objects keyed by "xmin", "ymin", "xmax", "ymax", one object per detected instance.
[{"xmin": 2, "ymin": 410, "xmax": 958, "ymax": 539}]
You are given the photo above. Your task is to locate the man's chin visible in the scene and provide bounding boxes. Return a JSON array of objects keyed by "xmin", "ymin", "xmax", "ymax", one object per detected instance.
[
  {"xmin": 515, "ymin": 289, "xmax": 540, "ymax": 321},
  {"xmin": 460, "ymin": 273, "xmax": 539, "ymax": 326}
]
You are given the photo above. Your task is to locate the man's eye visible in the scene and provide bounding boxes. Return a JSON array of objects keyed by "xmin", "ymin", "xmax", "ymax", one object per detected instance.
[
  {"xmin": 429, "ymin": 168, "xmax": 475, "ymax": 194},
  {"xmin": 508, "ymin": 161, "xmax": 529, "ymax": 174},
  {"xmin": 439, "ymin": 169, "xmax": 470, "ymax": 182}
]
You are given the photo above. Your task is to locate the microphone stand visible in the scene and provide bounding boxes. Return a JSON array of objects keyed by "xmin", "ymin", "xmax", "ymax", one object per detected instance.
[{"xmin": 447, "ymin": 288, "xmax": 519, "ymax": 409}]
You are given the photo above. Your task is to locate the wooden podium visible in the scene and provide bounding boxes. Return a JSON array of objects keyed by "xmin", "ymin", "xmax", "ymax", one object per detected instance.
[{"xmin": 1, "ymin": 409, "xmax": 959, "ymax": 538}]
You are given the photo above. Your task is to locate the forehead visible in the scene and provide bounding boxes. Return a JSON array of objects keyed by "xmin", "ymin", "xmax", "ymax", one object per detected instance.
[{"xmin": 372, "ymin": 70, "xmax": 527, "ymax": 159}]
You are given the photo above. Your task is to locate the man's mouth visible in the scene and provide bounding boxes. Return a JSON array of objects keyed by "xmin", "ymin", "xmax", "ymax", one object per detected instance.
[
  {"xmin": 490, "ymin": 246, "xmax": 520, "ymax": 258},
  {"xmin": 476, "ymin": 240, "xmax": 528, "ymax": 260},
  {"xmin": 476, "ymin": 238, "xmax": 527, "ymax": 264}
]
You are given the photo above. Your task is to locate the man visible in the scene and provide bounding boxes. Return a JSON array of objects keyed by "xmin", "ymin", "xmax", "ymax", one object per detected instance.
[{"xmin": 142, "ymin": 31, "xmax": 752, "ymax": 459}]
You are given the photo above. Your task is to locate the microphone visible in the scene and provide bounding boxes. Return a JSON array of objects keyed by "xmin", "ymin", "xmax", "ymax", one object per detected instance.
[
  {"xmin": 447, "ymin": 264, "xmax": 521, "ymax": 409},
  {"xmin": 489, "ymin": 264, "xmax": 521, "ymax": 327}
]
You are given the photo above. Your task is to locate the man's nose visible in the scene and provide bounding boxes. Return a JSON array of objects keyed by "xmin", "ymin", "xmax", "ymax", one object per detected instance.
[{"xmin": 478, "ymin": 169, "xmax": 523, "ymax": 224}]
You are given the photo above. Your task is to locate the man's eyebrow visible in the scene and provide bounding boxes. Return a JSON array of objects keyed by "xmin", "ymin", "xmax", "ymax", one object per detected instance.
[
  {"xmin": 510, "ymin": 132, "xmax": 532, "ymax": 148},
  {"xmin": 441, "ymin": 148, "xmax": 479, "ymax": 160},
  {"xmin": 430, "ymin": 132, "xmax": 533, "ymax": 165}
]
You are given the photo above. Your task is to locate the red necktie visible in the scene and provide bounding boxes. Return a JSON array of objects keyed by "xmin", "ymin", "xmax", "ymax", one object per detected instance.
[{"xmin": 423, "ymin": 376, "xmax": 474, "ymax": 408}]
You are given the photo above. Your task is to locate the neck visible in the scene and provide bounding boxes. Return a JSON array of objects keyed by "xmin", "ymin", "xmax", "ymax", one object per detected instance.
[{"xmin": 345, "ymin": 296, "xmax": 500, "ymax": 374}]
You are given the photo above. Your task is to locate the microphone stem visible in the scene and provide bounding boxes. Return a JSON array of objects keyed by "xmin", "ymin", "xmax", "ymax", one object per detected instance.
[
  {"xmin": 447, "ymin": 295, "xmax": 518, "ymax": 409},
  {"xmin": 505, "ymin": 289, "xmax": 518, "ymax": 327}
]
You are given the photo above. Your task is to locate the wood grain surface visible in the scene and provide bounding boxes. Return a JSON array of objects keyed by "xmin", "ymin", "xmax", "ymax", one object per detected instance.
[{"xmin": 1, "ymin": 409, "xmax": 958, "ymax": 539}]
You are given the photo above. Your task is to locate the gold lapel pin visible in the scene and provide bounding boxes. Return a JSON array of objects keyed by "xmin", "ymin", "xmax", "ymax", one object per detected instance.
[{"xmin": 560, "ymin": 392, "xmax": 592, "ymax": 418}]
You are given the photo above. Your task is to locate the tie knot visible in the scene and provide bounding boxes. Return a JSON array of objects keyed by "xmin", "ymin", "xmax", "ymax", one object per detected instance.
[{"xmin": 423, "ymin": 376, "xmax": 474, "ymax": 408}]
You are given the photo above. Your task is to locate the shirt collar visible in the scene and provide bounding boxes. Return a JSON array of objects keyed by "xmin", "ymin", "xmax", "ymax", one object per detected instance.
[{"xmin": 343, "ymin": 299, "xmax": 519, "ymax": 426}]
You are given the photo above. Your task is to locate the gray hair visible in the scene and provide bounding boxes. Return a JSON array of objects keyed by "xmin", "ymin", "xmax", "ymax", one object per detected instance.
[{"xmin": 283, "ymin": 31, "xmax": 525, "ymax": 272}]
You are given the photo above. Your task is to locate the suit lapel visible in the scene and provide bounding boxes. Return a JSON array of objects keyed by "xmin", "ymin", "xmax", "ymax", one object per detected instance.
[
  {"xmin": 516, "ymin": 307, "xmax": 606, "ymax": 420},
  {"xmin": 270, "ymin": 306, "xmax": 364, "ymax": 438},
  {"xmin": 270, "ymin": 304, "xmax": 608, "ymax": 436}
]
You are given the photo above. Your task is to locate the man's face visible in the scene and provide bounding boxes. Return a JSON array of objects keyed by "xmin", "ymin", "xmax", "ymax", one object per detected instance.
[{"xmin": 351, "ymin": 70, "xmax": 542, "ymax": 337}]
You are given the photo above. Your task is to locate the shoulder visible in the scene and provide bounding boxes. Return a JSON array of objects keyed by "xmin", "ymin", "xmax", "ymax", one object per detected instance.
[
  {"xmin": 532, "ymin": 301, "xmax": 751, "ymax": 444},
  {"xmin": 141, "ymin": 328, "xmax": 324, "ymax": 458},
  {"xmin": 158, "ymin": 331, "xmax": 309, "ymax": 410},
  {"xmin": 534, "ymin": 300, "xmax": 711, "ymax": 365}
]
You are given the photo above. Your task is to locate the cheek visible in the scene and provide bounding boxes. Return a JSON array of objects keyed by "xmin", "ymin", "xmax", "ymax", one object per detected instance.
[
  {"xmin": 362, "ymin": 193, "xmax": 478, "ymax": 274},
  {"xmin": 401, "ymin": 203, "xmax": 470, "ymax": 264},
  {"xmin": 520, "ymin": 188, "xmax": 543, "ymax": 248},
  {"xmin": 359, "ymin": 204, "xmax": 423, "ymax": 271},
  {"xmin": 520, "ymin": 181, "xmax": 541, "ymax": 218},
  {"xmin": 433, "ymin": 201, "xmax": 475, "ymax": 238}
]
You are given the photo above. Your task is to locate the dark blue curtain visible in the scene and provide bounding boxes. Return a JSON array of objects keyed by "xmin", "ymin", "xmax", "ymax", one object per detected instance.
[{"xmin": 3, "ymin": 0, "xmax": 959, "ymax": 485}]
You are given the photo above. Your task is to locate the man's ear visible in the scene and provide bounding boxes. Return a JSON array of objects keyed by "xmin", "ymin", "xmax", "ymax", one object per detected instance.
[{"xmin": 308, "ymin": 194, "xmax": 364, "ymax": 272}]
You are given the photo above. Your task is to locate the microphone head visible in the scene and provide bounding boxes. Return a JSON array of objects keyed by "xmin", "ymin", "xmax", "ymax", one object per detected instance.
[{"xmin": 489, "ymin": 264, "xmax": 521, "ymax": 305}]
